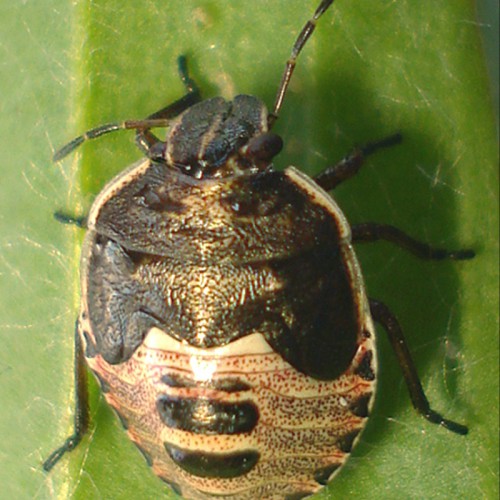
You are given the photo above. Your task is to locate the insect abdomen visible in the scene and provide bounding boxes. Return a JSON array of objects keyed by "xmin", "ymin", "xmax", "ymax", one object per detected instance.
[{"xmin": 85, "ymin": 328, "xmax": 376, "ymax": 499}]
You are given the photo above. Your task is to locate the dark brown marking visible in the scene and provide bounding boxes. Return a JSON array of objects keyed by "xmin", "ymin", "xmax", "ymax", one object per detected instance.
[
  {"xmin": 164, "ymin": 443, "xmax": 259, "ymax": 478},
  {"xmin": 160, "ymin": 373, "xmax": 251, "ymax": 393},
  {"xmin": 221, "ymin": 171, "xmax": 289, "ymax": 217},
  {"xmin": 314, "ymin": 463, "xmax": 341, "ymax": 485},
  {"xmin": 135, "ymin": 184, "xmax": 187, "ymax": 213},
  {"xmin": 337, "ymin": 430, "xmax": 360, "ymax": 453},
  {"xmin": 208, "ymin": 378, "xmax": 252, "ymax": 393},
  {"xmin": 350, "ymin": 393, "xmax": 372, "ymax": 418},
  {"xmin": 263, "ymin": 232, "xmax": 359, "ymax": 380},
  {"xmin": 160, "ymin": 373, "xmax": 198, "ymax": 389},
  {"xmin": 156, "ymin": 396, "xmax": 259, "ymax": 435},
  {"xmin": 354, "ymin": 350, "xmax": 375, "ymax": 381}
]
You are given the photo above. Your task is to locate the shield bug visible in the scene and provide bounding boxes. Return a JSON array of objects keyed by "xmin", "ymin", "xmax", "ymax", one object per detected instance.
[{"xmin": 44, "ymin": 0, "xmax": 474, "ymax": 498}]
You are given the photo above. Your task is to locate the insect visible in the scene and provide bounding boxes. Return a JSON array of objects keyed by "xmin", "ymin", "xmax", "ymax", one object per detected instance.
[{"xmin": 44, "ymin": 0, "xmax": 474, "ymax": 498}]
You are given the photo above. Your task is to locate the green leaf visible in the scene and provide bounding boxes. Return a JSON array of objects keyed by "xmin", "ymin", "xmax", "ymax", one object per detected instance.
[{"xmin": 0, "ymin": 1, "xmax": 497, "ymax": 499}]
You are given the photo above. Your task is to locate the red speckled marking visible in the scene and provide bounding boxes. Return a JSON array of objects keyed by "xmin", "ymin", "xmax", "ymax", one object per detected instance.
[{"xmin": 85, "ymin": 327, "xmax": 376, "ymax": 500}]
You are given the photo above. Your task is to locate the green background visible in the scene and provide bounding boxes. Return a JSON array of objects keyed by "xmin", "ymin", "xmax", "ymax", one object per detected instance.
[{"xmin": 0, "ymin": 1, "xmax": 497, "ymax": 499}]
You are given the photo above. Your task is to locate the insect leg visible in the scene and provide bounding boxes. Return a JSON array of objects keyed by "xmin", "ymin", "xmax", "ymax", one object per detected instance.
[
  {"xmin": 369, "ymin": 299, "xmax": 468, "ymax": 435},
  {"xmin": 314, "ymin": 133, "xmax": 402, "ymax": 191},
  {"xmin": 142, "ymin": 55, "xmax": 201, "ymax": 121},
  {"xmin": 53, "ymin": 210, "xmax": 87, "ymax": 229},
  {"xmin": 135, "ymin": 55, "xmax": 202, "ymax": 155},
  {"xmin": 53, "ymin": 57, "xmax": 201, "ymax": 161},
  {"xmin": 352, "ymin": 223, "xmax": 475, "ymax": 260},
  {"xmin": 43, "ymin": 320, "xmax": 89, "ymax": 471}
]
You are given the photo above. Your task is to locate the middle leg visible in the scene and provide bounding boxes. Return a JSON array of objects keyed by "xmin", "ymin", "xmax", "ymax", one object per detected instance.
[{"xmin": 352, "ymin": 223, "xmax": 475, "ymax": 261}]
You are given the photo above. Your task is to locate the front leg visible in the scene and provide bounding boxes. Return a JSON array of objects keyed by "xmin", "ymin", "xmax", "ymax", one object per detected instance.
[
  {"xmin": 53, "ymin": 56, "xmax": 202, "ymax": 162},
  {"xmin": 135, "ymin": 55, "xmax": 202, "ymax": 157},
  {"xmin": 314, "ymin": 133, "xmax": 402, "ymax": 191}
]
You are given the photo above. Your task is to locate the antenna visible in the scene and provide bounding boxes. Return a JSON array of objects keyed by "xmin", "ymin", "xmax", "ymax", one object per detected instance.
[{"xmin": 269, "ymin": 0, "xmax": 335, "ymax": 128}]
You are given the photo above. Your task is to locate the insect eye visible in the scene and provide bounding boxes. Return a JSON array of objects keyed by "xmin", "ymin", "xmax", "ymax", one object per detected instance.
[{"xmin": 242, "ymin": 132, "xmax": 283, "ymax": 163}]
